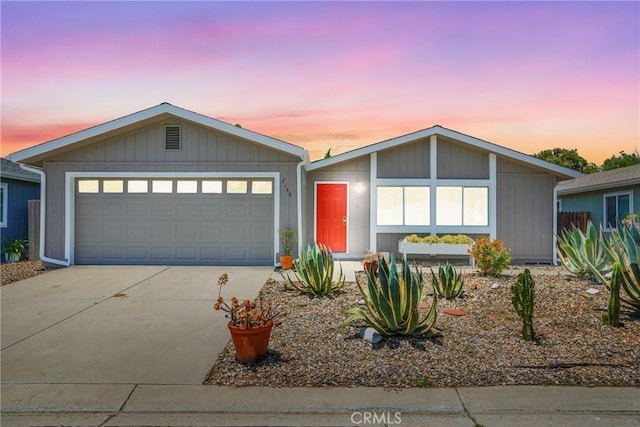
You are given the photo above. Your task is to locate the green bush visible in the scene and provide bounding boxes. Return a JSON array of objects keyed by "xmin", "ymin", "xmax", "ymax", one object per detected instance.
[
  {"xmin": 469, "ymin": 236, "xmax": 511, "ymax": 276},
  {"xmin": 283, "ymin": 243, "xmax": 344, "ymax": 297},
  {"xmin": 404, "ymin": 234, "xmax": 474, "ymax": 244}
]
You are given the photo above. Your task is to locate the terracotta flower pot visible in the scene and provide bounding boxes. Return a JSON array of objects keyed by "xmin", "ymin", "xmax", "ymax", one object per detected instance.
[
  {"xmin": 280, "ymin": 255, "xmax": 294, "ymax": 270},
  {"xmin": 227, "ymin": 321, "xmax": 273, "ymax": 363}
]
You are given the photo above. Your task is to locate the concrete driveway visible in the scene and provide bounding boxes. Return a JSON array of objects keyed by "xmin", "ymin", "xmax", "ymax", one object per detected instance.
[{"xmin": 1, "ymin": 265, "xmax": 273, "ymax": 385}]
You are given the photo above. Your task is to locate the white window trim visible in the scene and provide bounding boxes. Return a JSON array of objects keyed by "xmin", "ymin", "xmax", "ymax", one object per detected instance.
[
  {"xmin": 65, "ymin": 172, "xmax": 280, "ymax": 265},
  {"xmin": 603, "ymin": 190, "xmax": 633, "ymax": 231},
  {"xmin": 0, "ymin": 183, "xmax": 7, "ymax": 228}
]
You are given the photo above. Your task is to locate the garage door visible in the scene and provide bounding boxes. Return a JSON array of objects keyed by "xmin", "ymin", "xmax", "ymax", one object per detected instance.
[{"xmin": 74, "ymin": 178, "xmax": 274, "ymax": 265}]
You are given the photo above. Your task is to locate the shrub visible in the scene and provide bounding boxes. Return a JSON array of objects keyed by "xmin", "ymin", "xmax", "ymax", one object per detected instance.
[
  {"xmin": 468, "ymin": 236, "xmax": 511, "ymax": 276},
  {"xmin": 404, "ymin": 234, "xmax": 474, "ymax": 244},
  {"xmin": 283, "ymin": 243, "xmax": 344, "ymax": 297},
  {"xmin": 343, "ymin": 254, "xmax": 437, "ymax": 336}
]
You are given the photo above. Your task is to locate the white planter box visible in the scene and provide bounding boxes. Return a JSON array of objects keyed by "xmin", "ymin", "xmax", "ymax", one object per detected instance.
[{"xmin": 398, "ymin": 240, "xmax": 474, "ymax": 265}]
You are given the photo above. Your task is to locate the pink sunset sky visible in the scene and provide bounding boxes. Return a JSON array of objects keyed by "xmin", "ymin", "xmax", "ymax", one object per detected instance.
[{"xmin": 1, "ymin": 1, "xmax": 638, "ymax": 163}]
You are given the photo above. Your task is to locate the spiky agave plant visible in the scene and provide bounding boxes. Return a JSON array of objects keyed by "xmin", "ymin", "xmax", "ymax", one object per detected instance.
[
  {"xmin": 604, "ymin": 221, "xmax": 640, "ymax": 307},
  {"xmin": 556, "ymin": 221, "xmax": 611, "ymax": 285},
  {"xmin": 343, "ymin": 254, "xmax": 437, "ymax": 336},
  {"xmin": 283, "ymin": 243, "xmax": 344, "ymax": 297},
  {"xmin": 603, "ymin": 262, "xmax": 622, "ymax": 327},
  {"xmin": 431, "ymin": 263, "xmax": 464, "ymax": 299}
]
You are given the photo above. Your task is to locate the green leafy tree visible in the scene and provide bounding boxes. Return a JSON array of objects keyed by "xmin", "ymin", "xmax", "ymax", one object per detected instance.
[
  {"xmin": 601, "ymin": 150, "xmax": 640, "ymax": 171},
  {"xmin": 532, "ymin": 148, "xmax": 598, "ymax": 174}
]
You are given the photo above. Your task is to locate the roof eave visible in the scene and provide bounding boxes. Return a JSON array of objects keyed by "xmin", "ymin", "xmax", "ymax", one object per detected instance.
[{"xmin": 557, "ymin": 177, "xmax": 640, "ymax": 196}]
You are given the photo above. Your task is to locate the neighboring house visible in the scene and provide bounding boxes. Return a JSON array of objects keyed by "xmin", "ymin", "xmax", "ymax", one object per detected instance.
[
  {"xmin": 8, "ymin": 103, "xmax": 579, "ymax": 267},
  {"xmin": 0, "ymin": 157, "xmax": 41, "ymax": 243},
  {"xmin": 557, "ymin": 165, "xmax": 640, "ymax": 231}
]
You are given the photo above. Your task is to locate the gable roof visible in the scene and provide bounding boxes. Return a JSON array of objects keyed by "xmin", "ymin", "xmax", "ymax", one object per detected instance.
[
  {"xmin": 8, "ymin": 103, "xmax": 308, "ymax": 165},
  {"xmin": 0, "ymin": 157, "xmax": 40, "ymax": 183},
  {"xmin": 557, "ymin": 164, "xmax": 640, "ymax": 195},
  {"xmin": 308, "ymin": 125, "xmax": 581, "ymax": 179}
]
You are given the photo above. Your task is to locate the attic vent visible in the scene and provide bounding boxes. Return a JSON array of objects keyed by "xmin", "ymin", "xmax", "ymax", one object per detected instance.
[{"xmin": 164, "ymin": 125, "xmax": 181, "ymax": 150}]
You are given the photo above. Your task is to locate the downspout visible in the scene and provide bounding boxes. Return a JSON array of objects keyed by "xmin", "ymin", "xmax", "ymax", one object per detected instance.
[
  {"xmin": 552, "ymin": 183, "xmax": 558, "ymax": 266},
  {"xmin": 296, "ymin": 152, "xmax": 310, "ymax": 256},
  {"xmin": 19, "ymin": 164, "xmax": 70, "ymax": 267}
]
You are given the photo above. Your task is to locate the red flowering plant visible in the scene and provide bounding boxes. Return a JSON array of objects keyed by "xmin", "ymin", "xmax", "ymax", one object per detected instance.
[{"xmin": 213, "ymin": 273, "xmax": 285, "ymax": 328}]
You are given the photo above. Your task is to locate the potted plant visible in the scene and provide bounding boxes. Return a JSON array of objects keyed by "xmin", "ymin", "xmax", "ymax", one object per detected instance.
[
  {"xmin": 3, "ymin": 238, "xmax": 27, "ymax": 263},
  {"xmin": 279, "ymin": 227, "xmax": 297, "ymax": 270},
  {"xmin": 214, "ymin": 273, "xmax": 285, "ymax": 363}
]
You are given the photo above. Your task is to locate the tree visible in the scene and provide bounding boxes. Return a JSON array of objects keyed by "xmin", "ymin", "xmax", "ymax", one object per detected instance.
[
  {"xmin": 601, "ymin": 150, "xmax": 640, "ymax": 171},
  {"xmin": 532, "ymin": 148, "xmax": 598, "ymax": 174}
]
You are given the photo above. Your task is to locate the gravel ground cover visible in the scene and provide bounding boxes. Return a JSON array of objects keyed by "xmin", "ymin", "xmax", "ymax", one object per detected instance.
[
  {"xmin": 205, "ymin": 268, "xmax": 640, "ymax": 388},
  {"xmin": 0, "ymin": 260, "xmax": 46, "ymax": 285}
]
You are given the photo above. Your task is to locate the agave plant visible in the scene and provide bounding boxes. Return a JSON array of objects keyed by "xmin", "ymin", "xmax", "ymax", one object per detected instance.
[
  {"xmin": 431, "ymin": 263, "xmax": 464, "ymax": 299},
  {"xmin": 283, "ymin": 243, "xmax": 344, "ymax": 297},
  {"xmin": 604, "ymin": 221, "xmax": 640, "ymax": 307},
  {"xmin": 343, "ymin": 254, "xmax": 437, "ymax": 336},
  {"xmin": 556, "ymin": 221, "xmax": 611, "ymax": 285}
]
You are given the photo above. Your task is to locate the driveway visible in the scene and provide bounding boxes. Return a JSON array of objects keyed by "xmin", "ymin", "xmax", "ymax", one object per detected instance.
[{"xmin": 1, "ymin": 265, "xmax": 273, "ymax": 385}]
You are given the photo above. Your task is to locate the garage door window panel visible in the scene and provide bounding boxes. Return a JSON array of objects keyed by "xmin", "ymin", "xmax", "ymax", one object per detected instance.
[
  {"xmin": 103, "ymin": 180, "xmax": 124, "ymax": 193},
  {"xmin": 152, "ymin": 180, "xmax": 173, "ymax": 193},
  {"xmin": 128, "ymin": 180, "xmax": 148, "ymax": 193},
  {"xmin": 78, "ymin": 180, "xmax": 99, "ymax": 193},
  {"xmin": 177, "ymin": 180, "xmax": 198, "ymax": 193},
  {"xmin": 202, "ymin": 180, "xmax": 222, "ymax": 194},
  {"xmin": 227, "ymin": 180, "xmax": 248, "ymax": 194},
  {"xmin": 252, "ymin": 181, "xmax": 273, "ymax": 194}
]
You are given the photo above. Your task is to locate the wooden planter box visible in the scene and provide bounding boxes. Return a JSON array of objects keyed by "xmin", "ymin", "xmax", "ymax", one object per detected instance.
[{"xmin": 398, "ymin": 240, "xmax": 474, "ymax": 265}]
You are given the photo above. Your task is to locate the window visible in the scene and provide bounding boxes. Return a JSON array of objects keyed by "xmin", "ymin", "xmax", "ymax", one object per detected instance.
[
  {"xmin": 176, "ymin": 181, "xmax": 197, "ymax": 194},
  {"xmin": 0, "ymin": 183, "xmax": 7, "ymax": 228},
  {"xmin": 202, "ymin": 180, "xmax": 222, "ymax": 194},
  {"xmin": 128, "ymin": 180, "xmax": 148, "ymax": 193},
  {"xmin": 165, "ymin": 125, "xmax": 181, "ymax": 150},
  {"xmin": 103, "ymin": 180, "xmax": 124, "ymax": 193},
  {"xmin": 436, "ymin": 186, "xmax": 488, "ymax": 226},
  {"xmin": 78, "ymin": 180, "xmax": 99, "ymax": 193},
  {"xmin": 152, "ymin": 180, "xmax": 173, "ymax": 193},
  {"xmin": 604, "ymin": 191, "xmax": 632, "ymax": 230},
  {"xmin": 227, "ymin": 180, "xmax": 248, "ymax": 194},
  {"xmin": 251, "ymin": 180, "xmax": 273, "ymax": 194},
  {"xmin": 377, "ymin": 186, "xmax": 429, "ymax": 226}
]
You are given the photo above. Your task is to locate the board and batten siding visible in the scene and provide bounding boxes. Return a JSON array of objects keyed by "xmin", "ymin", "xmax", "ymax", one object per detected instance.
[
  {"xmin": 496, "ymin": 158, "xmax": 555, "ymax": 263},
  {"xmin": 376, "ymin": 138, "xmax": 430, "ymax": 178},
  {"xmin": 306, "ymin": 157, "xmax": 370, "ymax": 257},
  {"xmin": 41, "ymin": 119, "xmax": 301, "ymax": 261},
  {"xmin": 436, "ymin": 136, "xmax": 490, "ymax": 179}
]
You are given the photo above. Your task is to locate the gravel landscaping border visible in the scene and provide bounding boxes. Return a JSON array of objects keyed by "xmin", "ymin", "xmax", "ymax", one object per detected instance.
[{"xmin": 205, "ymin": 268, "xmax": 640, "ymax": 388}]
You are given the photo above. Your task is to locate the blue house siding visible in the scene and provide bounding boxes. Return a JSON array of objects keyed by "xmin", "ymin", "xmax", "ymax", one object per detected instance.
[
  {"xmin": 1, "ymin": 177, "xmax": 40, "ymax": 241},
  {"xmin": 559, "ymin": 184, "xmax": 640, "ymax": 229}
]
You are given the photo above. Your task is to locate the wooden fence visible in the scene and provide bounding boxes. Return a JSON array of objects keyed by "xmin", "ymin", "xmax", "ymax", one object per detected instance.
[{"xmin": 557, "ymin": 211, "xmax": 591, "ymax": 235}]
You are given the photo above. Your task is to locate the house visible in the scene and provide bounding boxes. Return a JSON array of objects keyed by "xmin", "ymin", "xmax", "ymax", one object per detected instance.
[
  {"xmin": 9, "ymin": 103, "xmax": 579, "ymax": 267},
  {"xmin": 0, "ymin": 157, "xmax": 40, "ymax": 244},
  {"xmin": 557, "ymin": 164, "xmax": 640, "ymax": 231}
]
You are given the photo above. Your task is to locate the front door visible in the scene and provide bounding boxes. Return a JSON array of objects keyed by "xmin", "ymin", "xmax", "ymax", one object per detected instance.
[{"xmin": 316, "ymin": 183, "xmax": 347, "ymax": 252}]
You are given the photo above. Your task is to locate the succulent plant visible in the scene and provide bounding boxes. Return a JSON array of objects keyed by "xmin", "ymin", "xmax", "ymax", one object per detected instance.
[
  {"xmin": 431, "ymin": 263, "xmax": 464, "ymax": 299},
  {"xmin": 343, "ymin": 254, "xmax": 437, "ymax": 336},
  {"xmin": 556, "ymin": 221, "xmax": 611, "ymax": 285},
  {"xmin": 604, "ymin": 221, "xmax": 640, "ymax": 307},
  {"xmin": 511, "ymin": 269, "xmax": 535, "ymax": 341},
  {"xmin": 283, "ymin": 243, "xmax": 344, "ymax": 297},
  {"xmin": 603, "ymin": 262, "xmax": 622, "ymax": 327}
]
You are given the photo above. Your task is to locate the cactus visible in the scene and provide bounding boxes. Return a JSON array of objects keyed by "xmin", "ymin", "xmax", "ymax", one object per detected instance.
[
  {"xmin": 603, "ymin": 262, "xmax": 622, "ymax": 327},
  {"xmin": 431, "ymin": 263, "xmax": 464, "ymax": 299},
  {"xmin": 343, "ymin": 254, "xmax": 437, "ymax": 336},
  {"xmin": 511, "ymin": 269, "xmax": 535, "ymax": 341},
  {"xmin": 283, "ymin": 243, "xmax": 344, "ymax": 297}
]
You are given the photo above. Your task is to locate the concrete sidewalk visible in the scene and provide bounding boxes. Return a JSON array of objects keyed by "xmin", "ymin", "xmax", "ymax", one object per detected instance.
[
  {"xmin": 2, "ymin": 263, "xmax": 639, "ymax": 426},
  {"xmin": 2, "ymin": 384, "xmax": 639, "ymax": 426}
]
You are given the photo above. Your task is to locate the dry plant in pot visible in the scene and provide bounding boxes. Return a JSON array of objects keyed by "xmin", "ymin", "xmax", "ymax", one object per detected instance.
[
  {"xmin": 214, "ymin": 273, "xmax": 285, "ymax": 363},
  {"xmin": 362, "ymin": 249, "xmax": 380, "ymax": 277}
]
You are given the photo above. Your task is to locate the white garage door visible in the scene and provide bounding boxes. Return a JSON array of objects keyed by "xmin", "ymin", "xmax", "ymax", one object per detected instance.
[{"xmin": 74, "ymin": 178, "xmax": 274, "ymax": 265}]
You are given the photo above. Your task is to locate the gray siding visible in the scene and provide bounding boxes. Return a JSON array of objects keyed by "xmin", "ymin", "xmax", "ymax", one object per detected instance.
[
  {"xmin": 496, "ymin": 159, "xmax": 555, "ymax": 263},
  {"xmin": 306, "ymin": 156, "xmax": 370, "ymax": 257},
  {"xmin": 42, "ymin": 119, "xmax": 301, "ymax": 261},
  {"xmin": 377, "ymin": 138, "xmax": 430, "ymax": 178},
  {"xmin": 437, "ymin": 137, "xmax": 489, "ymax": 179}
]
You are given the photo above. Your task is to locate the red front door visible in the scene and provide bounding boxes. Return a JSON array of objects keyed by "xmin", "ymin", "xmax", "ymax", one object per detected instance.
[{"xmin": 316, "ymin": 183, "xmax": 347, "ymax": 252}]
